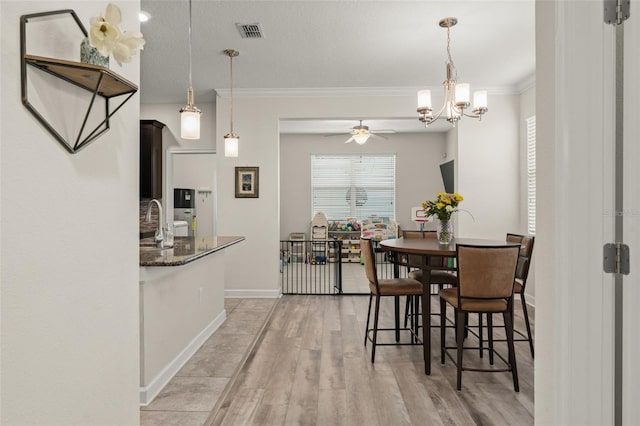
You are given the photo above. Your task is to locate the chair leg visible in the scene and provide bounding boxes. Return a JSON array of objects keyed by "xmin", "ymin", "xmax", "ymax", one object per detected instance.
[
  {"xmin": 487, "ymin": 313, "xmax": 494, "ymax": 365},
  {"xmin": 456, "ymin": 309, "xmax": 466, "ymax": 391},
  {"xmin": 478, "ymin": 313, "xmax": 484, "ymax": 358},
  {"xmin": 521, "ymin": 292, "xmax": 535, "ymax": 358},
  {"xmin": 503, "ymin": 308, "xmax": 520, "ymax": 392},
  {"xmin": 440, "ymin": 297, "xmax": 447, "ymax": 364},
  {"xmin": 394, "ymin": 296, "xmax": 400, "ymax": 342},
  {"xmin": 364, "ymin": 293, "xmax": 373, "ymax": 347},
  {"xmin": 413, "ymin": 294, "xmax": 420, "ymax": 344},
  {"xmin": 371, "ymin": 295, "xmax": 381, "ymax": 364},
  {"xmin": 404, "ymin": 295, "xmax": 411, "ymax": 328}
]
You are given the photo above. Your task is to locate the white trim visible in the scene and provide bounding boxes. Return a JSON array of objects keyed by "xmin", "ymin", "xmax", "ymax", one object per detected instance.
[
  {"xmin": 214, "ymin": 86, "xmax": 520, "ymax": 99},
  {"xmin": 139, "ymin": 310, "xmax": 227, "ymax": 406},
  {"xmin": 517, "ymin": 73, "xmax": 536, "ymax": 93},
  {"xmin": 224, "ymin": 289, "xmax": 282, "ymax": 298}
]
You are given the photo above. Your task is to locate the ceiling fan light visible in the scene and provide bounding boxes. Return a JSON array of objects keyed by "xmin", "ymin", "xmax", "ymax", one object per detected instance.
[{"xmin": 353, "ymin": 133, "xmax": 370, "ymax": 145}]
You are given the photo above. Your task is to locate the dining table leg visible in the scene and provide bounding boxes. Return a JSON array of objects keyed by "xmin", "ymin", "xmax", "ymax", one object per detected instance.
[
  {"xmin": 422, "ymin": 266, "xmax": 432, "ymax": 375},
  {"xmin": 392, "ymin": 256, "xmax": 401, "ymax": 342}
]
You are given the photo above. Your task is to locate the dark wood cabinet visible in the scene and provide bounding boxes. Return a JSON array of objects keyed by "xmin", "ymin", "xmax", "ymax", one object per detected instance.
[{"xmin": 140, "ymin": 120, "xmax": 166, "ymax": 199}]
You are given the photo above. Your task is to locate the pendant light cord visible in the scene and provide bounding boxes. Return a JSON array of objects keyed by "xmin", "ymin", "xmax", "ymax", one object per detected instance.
[
  {"xmin": 446, "ymin": 26, "xmax": 457, "ymax": 81},
  {"xmin": 188, "ymin": 0, "xmax": 193, "ymax": 90},
  {"xmin": 229, "ymin": 53, "xmax": 234, "ymax": 134}
]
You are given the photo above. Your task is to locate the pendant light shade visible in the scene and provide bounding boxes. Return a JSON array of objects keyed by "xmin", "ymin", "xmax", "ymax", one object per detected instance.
[
  {"xmin": 224, "ymin": 135, "xmax": 239, "ymax": 157},
  {"xmin": 179, "ymin": 0, "xmax": 201, "ymax": 139},
  {"xmin": 224, "ymin": 49, "xmax": 240, "ymax": 157}
]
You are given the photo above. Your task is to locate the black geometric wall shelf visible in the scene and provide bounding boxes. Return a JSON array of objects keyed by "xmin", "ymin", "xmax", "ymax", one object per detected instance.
[{"xmin": 20, "ymin": 9, "xmax": 138, "ymax": 154}]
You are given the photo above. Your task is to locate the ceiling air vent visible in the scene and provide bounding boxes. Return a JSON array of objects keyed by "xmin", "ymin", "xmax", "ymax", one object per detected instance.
[{"xmin": 236, "ymin": 23, "xmax": 264, "ymax": 39}]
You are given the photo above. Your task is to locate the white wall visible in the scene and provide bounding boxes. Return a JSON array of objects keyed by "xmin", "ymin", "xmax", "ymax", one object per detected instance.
[
  {"xmin": 173, "ymin": 153, "xmax": 216, "ymax": 236},
  {"xmin": 215, "ymin": 93, "xmax": 521, "ymax": 294},
  {"xmin": 1, "ymin": 1, "xmax": 140, "ymax": 424},
  {"xmin": 456, "ymin": 94, "xmax": 521, "ymax": 239},
  {"xmin": 280, "ymin": 132, "xmax": 447, "ymax": 239}
]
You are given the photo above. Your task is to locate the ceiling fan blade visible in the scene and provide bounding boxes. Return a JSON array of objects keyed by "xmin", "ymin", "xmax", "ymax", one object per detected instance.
[
  {"xmin": 323, "ymin": 133, "xmax": 351, "ymax": 138},
  {"xmin": 344, "ymin": 137, "xmax": 355, "ymax": 144},
  {"xmin": 370, "ymin": 129, "xmax": 396, "ymax": 134},
  {"xmin": 369, "ymin": 133, "xmax": 388, "ymax": 140}
]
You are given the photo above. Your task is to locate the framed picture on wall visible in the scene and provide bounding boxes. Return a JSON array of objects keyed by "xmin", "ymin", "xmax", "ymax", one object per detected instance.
[{"xmin": 235, "ymin": 166, "xmax": 259, "ymax": 198}]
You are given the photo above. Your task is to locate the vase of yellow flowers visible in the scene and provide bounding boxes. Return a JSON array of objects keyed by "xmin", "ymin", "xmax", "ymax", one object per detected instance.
[
  {"xmin": 81, "ymin": 3, "xmax": 145, "ymax": 67},
  {"xmin": 422, "ymin": 192, "xmax": 464, "ymax": 244}
]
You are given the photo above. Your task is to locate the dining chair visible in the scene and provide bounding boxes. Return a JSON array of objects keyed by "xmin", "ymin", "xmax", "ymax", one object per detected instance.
[
  {"xmin": 439, "ymin": 244, "xmax": 520, "ymax": 391},
  {"xmin": 362, "ymin": 238, "xmax": 424, "ymax": 364},
  {"xmin": 401, "ymin": 230, "xmax": 457, "ymax": 328},
  {"xmin": 477, "ymin": 233, "xmax": 536, "ymax": 359}
]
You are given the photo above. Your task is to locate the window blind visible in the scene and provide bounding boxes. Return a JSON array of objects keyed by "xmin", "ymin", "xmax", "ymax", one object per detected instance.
[
  {"xmin": 311, "ymin": 154, "xmax": 396, "ymax": 221},
  {"xmin": 526, "ymin": 116, "xmax": 536, "ymax": 235}
]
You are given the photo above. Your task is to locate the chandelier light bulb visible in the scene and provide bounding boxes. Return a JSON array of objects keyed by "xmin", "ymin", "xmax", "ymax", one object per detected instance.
[
  {"xmin": 417, "ymin": 90, "xmax": 432, "ymax": 110},
  {"xmin": 473, "ymin": 90, "xmax": 488, "ymax": 113},
  {"xmin": 455, "ymin": 83, "xmax": 470, "ymax": 107}
]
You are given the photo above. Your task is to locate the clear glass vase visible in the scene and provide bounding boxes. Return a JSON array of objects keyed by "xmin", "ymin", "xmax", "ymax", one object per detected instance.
[{"xmin": 436, "ymin": 219, "xmax": 453, "ymax": 244}]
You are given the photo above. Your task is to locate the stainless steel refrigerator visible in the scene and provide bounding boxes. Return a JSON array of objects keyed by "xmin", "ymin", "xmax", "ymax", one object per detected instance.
[{"xmin": 174, "ymin": 188, "xmax": 196, "ymax": 237}]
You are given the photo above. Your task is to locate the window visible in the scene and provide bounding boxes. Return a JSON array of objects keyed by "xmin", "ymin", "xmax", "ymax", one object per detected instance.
[
  {"xmin": 311, "ymin": 154, "xmax": 396, "ymax": 220},
  {"xmin": 526, "ymin": 116, "xmax": 536, "ymax": 234}
]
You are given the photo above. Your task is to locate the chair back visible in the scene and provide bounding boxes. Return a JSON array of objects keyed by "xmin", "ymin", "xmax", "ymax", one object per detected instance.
[
  {"xmin": 402, "ymin": 230, "xmax": 436, "ymax": 239},
  {"xmin": 506, "ymin": 233, "xmax": 535, "ymax": 282},
  {"xmin": 456, "ymin": 244, "xmax": 519, "ymax": 301},
  {"xmin": 361, "ymin": 238, "xmax": 379, "ymax": 292},
  {"xmin": 402, "ymin": 230, "xmax": 443, "ymax": 267}
]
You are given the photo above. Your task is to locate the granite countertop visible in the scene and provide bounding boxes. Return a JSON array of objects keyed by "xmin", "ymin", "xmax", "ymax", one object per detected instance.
[{"xmin": 140, "ymin": 236, "xmax": 245, "ymax": 267}]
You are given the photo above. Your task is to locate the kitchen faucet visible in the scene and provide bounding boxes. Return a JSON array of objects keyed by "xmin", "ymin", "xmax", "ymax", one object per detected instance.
[{"xmin": 145, "ymin": 199, "xmax": 164, "ymax": 248}]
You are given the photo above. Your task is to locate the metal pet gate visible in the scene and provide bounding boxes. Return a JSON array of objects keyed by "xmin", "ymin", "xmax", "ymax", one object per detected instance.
[{"xmin": 279, "ymin": 239, "xmax": 400, "ymax": 295}]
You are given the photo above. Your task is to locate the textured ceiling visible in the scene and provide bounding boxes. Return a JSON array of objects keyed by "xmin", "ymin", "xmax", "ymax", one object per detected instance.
[{"xmin": 139, "ymin": 0, "xmax": 535, "ymax": 104}]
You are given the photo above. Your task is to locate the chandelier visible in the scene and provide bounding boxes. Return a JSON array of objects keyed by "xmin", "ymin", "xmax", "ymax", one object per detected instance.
[{"xmin": 417, "ymin": 17, "xmax": 488, "ymax": 127}]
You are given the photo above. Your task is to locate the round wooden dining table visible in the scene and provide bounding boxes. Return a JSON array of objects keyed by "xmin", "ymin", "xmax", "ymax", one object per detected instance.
[{"xmin": 379, "ymin": 237, "xmax": 520, "ymax": 375}]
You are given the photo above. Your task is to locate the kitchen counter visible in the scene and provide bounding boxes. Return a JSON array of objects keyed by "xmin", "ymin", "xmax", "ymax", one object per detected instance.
[{"xmin": 139, "ymin": 235, "xmax": 244, "ymax": 267}]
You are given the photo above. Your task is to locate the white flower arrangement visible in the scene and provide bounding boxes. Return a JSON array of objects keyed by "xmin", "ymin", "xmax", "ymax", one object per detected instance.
[{"xmin": 89, "ymin": 3, "xmax": 145, "ymax": 66}]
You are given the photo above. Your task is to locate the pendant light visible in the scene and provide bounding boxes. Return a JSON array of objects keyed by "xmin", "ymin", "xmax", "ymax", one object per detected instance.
[
  {"xmin": 224, "ymin": 49, "xmax": 239, "ymax": 157},
  {"xmin": 179, "ymin": 0, "xmax": 201, "ymax": 139}
]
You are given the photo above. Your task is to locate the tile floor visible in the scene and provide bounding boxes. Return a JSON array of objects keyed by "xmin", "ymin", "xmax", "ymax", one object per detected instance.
[{"xmin": 140, "ymin": 298, "xmax": 278, "ymax": 426}]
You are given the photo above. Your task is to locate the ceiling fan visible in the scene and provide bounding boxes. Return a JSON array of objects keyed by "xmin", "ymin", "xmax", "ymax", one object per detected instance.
[{"xmin": 329, "ymin": 120, "xmax": 395, "ymax": 144}]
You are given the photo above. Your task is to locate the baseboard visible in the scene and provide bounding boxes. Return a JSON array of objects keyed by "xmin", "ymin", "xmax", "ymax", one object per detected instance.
[
  {"xmin": 514, "ymin": 293, "xmax": 535, "ymax": 308},
  {"xmin": 139, "ymin": 310, "xmax": 227, "ymax": 406},
  {"xmin": 224, "ymin": 289, "xmax": 282, "ymax": 298}
]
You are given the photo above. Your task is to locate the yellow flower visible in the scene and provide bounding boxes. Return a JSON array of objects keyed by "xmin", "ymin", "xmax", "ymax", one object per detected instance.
[
  {"xmin": 436, "ymin": 202, "xmax": 444, "ymax": 209},
  {"xmin": 454, "ymin": 194, "xmax": 463, "ymax": 202},
  {"xmin": 442, "ymin": 197, "xmax": 451, "ymax": 204}
]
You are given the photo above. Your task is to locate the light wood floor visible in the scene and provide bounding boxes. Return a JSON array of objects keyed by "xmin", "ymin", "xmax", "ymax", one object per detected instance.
[{"xmin": 209, "ymin": 294, "xmax": 534, "ymax": 425}]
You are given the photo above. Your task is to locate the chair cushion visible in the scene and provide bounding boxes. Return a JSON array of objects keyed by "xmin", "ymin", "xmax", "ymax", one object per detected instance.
[
  {"xmin": 408, "ymin": 269, "xmax": 457, "ymax": 285},
  {"xmin": 370, "ymin": 278, "xmax": 423, "ymax": 296},
  {"xmin": 438, "ymin": 287, "xmax": 508, "ymax": 312}
]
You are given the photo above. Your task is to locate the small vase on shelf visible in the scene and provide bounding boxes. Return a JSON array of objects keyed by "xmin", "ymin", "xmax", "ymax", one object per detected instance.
[
  {"xmin": 80, "ymin": 38, "xmax": 109, "ymax": 67},
  {"xmin": 436, "ymin": 219, "xmax": 453, "ymax": 244}
]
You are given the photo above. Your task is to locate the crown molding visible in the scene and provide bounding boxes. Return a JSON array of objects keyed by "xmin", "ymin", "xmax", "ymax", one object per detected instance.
[
  {"xmin": 516, "ymin": 74, "xmax": 536, "ymax": 93},
  {"xmin": 215, "ymin": 85, "xmax": 520, "ymax": 99}
]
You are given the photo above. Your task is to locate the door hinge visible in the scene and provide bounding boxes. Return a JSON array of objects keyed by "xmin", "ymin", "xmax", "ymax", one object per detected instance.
[
  {"xmin": 603, "ymin": 243, "xmax": 630, "ymax": 275},
  {"xmin": 604, "ymin": 0, "xmax": 630, "ymax": 25}
]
